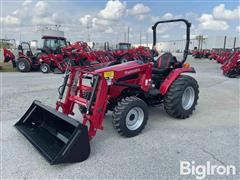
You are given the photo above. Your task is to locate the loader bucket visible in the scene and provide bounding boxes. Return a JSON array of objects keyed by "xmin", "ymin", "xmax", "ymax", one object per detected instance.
[{"xmin": 15, "ymin": 100, "xmax": 90, "ymax": 165}]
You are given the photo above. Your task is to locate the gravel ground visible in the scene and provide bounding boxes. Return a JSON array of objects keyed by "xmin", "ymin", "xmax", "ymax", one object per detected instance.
[{"xmin": 0, "ymin": 57, "xmax": 239, "ymax": 179}]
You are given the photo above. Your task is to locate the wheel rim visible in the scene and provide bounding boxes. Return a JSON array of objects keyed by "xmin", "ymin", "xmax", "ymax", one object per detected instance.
[
  {"xmin": 18, "ymin": 62, "xmax": 25, "ymax": 70},
  {"xmin": 126, "ymin": 107, "xmax": 144, "ymax": 130},
  {"xmin": 41, "ymin": 65, "xmax": 48, "ymax": 73},
  {"xmin": 182, "ymin": 86, "xmax": 195, "ymax": 110}
]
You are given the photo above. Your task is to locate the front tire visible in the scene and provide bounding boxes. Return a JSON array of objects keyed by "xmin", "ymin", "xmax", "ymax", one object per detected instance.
[
  {"xmin": 225, "ymin": 68, "xmax": 240, "ymax": 78},
  {"xmin": 112, "ymin": 96, "xmax": 148, "ymax": 137},
  {"xmin": 16, "ymin": 59, "xmax": 31, "ymax": 72},
  {"xmin": 40, "ymin": 63, "xmax": 50, "ymax": 73},
  {"xmin": 164, "ymin": 75, "xmax": 199, "ymax": 119}
]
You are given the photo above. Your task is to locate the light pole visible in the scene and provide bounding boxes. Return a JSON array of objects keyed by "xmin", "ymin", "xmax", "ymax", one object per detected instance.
[
  {"xmin": 127, "ymin": 26, "xmax": 130, "ymax": 43},
  {"xmin": 146, "ymin": 32, "xmax": 148, "ymax": 47},
  {"xmin": 140, "ymin": 32, "xmax": 142, "ymax": 45}
]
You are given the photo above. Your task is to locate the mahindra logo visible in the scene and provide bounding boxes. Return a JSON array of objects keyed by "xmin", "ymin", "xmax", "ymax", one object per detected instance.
[{"xmin": 125, "ymin": 68, "xmax": 140, "ymax": 75}]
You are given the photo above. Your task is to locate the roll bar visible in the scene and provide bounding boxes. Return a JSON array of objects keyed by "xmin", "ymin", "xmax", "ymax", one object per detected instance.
[{"xmin": 152, "ymin": 19, "xmax": 191, "ymax": 64}]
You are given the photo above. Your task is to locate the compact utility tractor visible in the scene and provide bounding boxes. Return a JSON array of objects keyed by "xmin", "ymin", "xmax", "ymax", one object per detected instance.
[
  {"xmin": 62, "ymin": 41, "xmax": 115, "ymax": 65},
  {"xmin": 215, "ymin": 50, "xmax": 232, "ymax": 64},
  {"xmin": 37, "ymin": 36, "xmax": 68, "ymax": 55},
  {"xmin": 208, "ymin": 49, "xmax": 219, "ymax": 60},
  {"xmin": 15, "ymin": 19, "xmax": 199, "ymax": 164},
  {"xmin": 112, "ymin": 46, "xmax": 154, "ymax": 63},
  {"xmin": 3, "ymin": 36, "xmax": 69, "ymax": 72},
  {"xmin": 202, "ymin": 49, "xmax": 211, "ymax": 58},
  {"xmin": 38, "ymin": 53, "xmax": 69, "ymax": 73},
  {"xmin": 37, "ymin": 41, "xmax": 89, "ymax": 73},
  {"xmin": 221, "ymin": 51, "xmax": 240, "ymax": 78},
  {"xmin": 4, "ymin": 42, "xmax": 40, "ymax": 72}
]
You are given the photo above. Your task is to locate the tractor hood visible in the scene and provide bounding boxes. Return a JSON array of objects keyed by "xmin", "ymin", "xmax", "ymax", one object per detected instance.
[{"xmin": 94, "ymin": 61, "xmax": 153, "ymax": 79}]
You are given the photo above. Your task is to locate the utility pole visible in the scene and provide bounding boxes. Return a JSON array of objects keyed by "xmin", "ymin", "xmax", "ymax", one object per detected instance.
[
  {"xmin": 146, "ymin": 32, "xmax": 148, "ymax": 47},
  {"xmin": 140, "ymin": 32, "xmax": 142, "ymax": 45},
  {"xmin": 19, "ymin": 32, "xmax": 21, "ymax": 43},
  {"xmin": 223, "ymin": 36, "xmax": 227, "ymax": 49},
  {"xmin": 233, "ymin": 37, "xmax": 236, "ymax": 49},
  {"xmin": 127, "ymin": 26, "xmax": 130, "ymax": 43}
]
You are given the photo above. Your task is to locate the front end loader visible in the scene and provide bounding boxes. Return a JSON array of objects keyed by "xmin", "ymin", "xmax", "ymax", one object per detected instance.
[{"xmin": 15, "ymin": 19, "xmax": 199, "ymax": 164}]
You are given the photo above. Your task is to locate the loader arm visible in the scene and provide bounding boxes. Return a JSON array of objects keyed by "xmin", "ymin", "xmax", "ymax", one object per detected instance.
[{"xmin": 56, "ymin": 61, "xmax": 152, "ymax": 138}]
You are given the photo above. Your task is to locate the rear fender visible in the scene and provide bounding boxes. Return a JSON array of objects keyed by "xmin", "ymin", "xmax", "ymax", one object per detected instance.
[{"xmin": 159, "ymin": 67, "xmax": 196, "ymax": 95}]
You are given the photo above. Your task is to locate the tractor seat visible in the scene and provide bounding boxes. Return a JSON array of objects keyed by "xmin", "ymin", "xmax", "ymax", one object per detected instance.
[{"xmin": 152, "ymin": 52, "xmax": 177, "ymax": 75}]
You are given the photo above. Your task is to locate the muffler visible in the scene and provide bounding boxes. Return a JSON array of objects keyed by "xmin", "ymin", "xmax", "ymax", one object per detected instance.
[{"xmin": 15, "ymin": 100, "xmax": 90, "ymax": 165}]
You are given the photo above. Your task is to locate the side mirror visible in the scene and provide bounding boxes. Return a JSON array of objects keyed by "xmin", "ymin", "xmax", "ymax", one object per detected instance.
[{"xmin": 237, "ymin": 60, "xmax": 240, "ymax": 65}]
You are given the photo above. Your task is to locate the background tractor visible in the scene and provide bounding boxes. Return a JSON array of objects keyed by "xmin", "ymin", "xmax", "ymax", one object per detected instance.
[{"xmin": 3, "ymin": 36, "xmax": 69, "ymax": 72}]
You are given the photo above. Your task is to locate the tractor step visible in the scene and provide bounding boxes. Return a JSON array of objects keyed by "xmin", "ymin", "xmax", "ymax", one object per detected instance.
[{"xmin": 15, "ymin": 100, "xmax": 90, "ymax": 165}]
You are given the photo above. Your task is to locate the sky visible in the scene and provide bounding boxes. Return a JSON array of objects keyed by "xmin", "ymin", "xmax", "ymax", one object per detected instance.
[{"xmin": 0, "ymin": 0, "xmax": 239, "ymax": 45}]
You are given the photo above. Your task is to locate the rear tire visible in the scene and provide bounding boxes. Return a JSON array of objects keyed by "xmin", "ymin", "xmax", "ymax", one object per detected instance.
[
  {"xmin": 112, "ymin": 96, "xmax": 148, "ymax": 137},
  {"xmin": 16, "ymin": 59, "xmax": 31, "ymax": 72},
  {"xmin": 164, "ymin": 75, "xmax": 199, "ymax": 119},
  {"xmin": 40, "ymin": 63, "xmax": 51, "ymax": 73}
]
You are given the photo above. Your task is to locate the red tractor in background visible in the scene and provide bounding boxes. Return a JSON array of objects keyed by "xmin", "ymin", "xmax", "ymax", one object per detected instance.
[
  {"xmin": 117, "ymin": 42, "xmax": 132, "ymax": 50},
  {"xmin": 111, "ymin": 43, "xmax": 155, "ymax": 63},
  {"xmin": 36, "ymin": 36, "xmax": 68, "ymax": 56},
  {"xmin": 4, "ymin": 42, "xmax": 40, "ymax": 72},
  {"xmin": 209, "ymin": 49, "xmax": 219, "ymax": 60},
  {"xmin": 192, "ymin": 49, "xmax": 203, "ymax": 58},
  {"xmin": 15, "ymin": 19, "xmax": 199, "ymax": 164},
  {"xmin": 202, "ymin": 49, "xmax": 211, "ymax": 58},
  {"xmin": 215, "ymin": 50, "xmax": 232, "ymax": 64},
  {"xmin": 3, "ymin": 36, "xmax": 69, "ymax": 72},
  {"xmin": 221, "ymin": 49, "xmax": 240, "ymax": 78},
  {"xmin": 192, "ymin": 49, "xmax": 210, "ymax": 59}
]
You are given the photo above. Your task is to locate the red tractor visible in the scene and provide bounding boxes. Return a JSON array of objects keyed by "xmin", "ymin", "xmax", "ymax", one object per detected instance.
[
  {"xmin": 202, "ymin": 49, "xmax": 211, "ymax": 58},
  {"xmin": 37, "ymin": 36, "xmax": 68, "ymax": 56},
  {"xmin": 112, "ymin": 45, "xmax": 155, "ymax": 63},
  {"xmin": 63, "ymin": 41, "xmax": 113, "ymax": 65},
  {"xmin": 4, "ymin": 42, "xmax": 40, "ymax": 72},
  {"xmin": 38, "ymin": 53, "xmax": 69, "ymax": 73},
  {"xmin": 221, "ymin": 50, "xmax": 240, "ymax": 78},
  {"xmin": 208, "ymin": 49, "xmax": 219, "ymax": 60},
  {"xmin": 3, "ymin": 36, "xmax": 69, "ymax": 72},
  {"xmin": 215, "ymin": 50, "xmax": 232, "ymax": 64},
  {"xmin": 192, "ymin": 50, "xmax": 204, "ymax": 59},
  {"xmin": 15, "ymin": 19, "xmax": 199, "ymax": 164}
]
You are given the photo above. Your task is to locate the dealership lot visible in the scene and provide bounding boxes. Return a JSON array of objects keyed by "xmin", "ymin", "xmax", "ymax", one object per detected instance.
[{"xmin": 1, "ymin": 57, "xmax": 239, "ymax": 179}]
